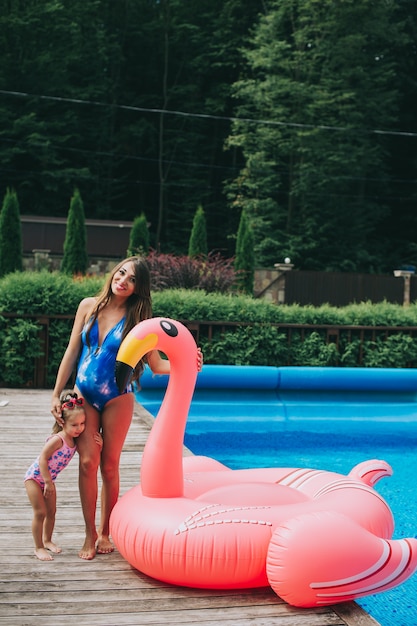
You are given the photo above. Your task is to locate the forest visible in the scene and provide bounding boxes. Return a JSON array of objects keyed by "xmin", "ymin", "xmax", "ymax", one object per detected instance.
[{"xmin": 0, "ymin": 0, "xmax": 416, "ymax": 272}]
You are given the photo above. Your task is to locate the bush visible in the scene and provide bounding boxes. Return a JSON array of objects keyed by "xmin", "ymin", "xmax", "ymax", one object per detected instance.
[
  {"xmin": 288, "ymin": 332, "xmax": 340, "ymax": 367},
  {"xmin": 0, "ymin": 317, "xmax": 43, "ymax": 386},
  {"xmin": 0, "ymin": 271, "xmax": 103, "ymax": 387},
  {"xmin": 0, "ymin": 271, "xmax": 103, "ymax": 314},
  {"xmin": 153, "ymin": 288, "xmax": 259, "ymax": 320},
  {"xmin": 361, "ymin": 334, "xmax": 417, "ymax": 368},
  {"xmin": 199, "ymin": 324, "xmax": 290, "ymax": 366},
  {"xmin": 2, "ymin": 272, "xmax": 417, "ymax": 386},
  {"xmin": 146, "ymin": 250, "xmax": 238, "ymax": 293}
]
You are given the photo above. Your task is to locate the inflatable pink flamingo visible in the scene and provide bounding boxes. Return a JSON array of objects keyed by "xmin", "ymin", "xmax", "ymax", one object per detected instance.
[{"xmin": 110, "ymin": 317, "xmax": 417, "ymax": 608}]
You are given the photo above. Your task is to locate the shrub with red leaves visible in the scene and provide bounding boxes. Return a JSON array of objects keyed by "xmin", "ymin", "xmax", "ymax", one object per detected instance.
[{"xmin": 145, "ymin": 250, "xmax": 238, "ymax": 293}]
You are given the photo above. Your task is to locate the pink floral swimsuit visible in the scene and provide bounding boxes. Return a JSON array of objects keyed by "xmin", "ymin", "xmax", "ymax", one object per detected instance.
[{"xmin": 24, "ymin": 433, "xmax": 77, "ymax": 489}]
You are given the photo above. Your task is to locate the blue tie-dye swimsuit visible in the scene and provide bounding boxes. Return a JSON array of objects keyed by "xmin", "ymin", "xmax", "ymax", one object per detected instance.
[{"xmin": 75, "ymin": 317, "xmax": 132, "ymax": 411}]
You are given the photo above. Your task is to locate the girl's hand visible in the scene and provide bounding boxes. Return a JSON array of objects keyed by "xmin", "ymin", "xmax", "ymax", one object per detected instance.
[
  {"xmin": 94, "ymin": 432, "xmax": 103, "ymax": 450},
  {"xmin": 197, "ymin": 347, "xmax": 204, "ymax": 372},
  {"xmin": 43, "ymin": 482, "xmax": 55, "ymax": 499}
]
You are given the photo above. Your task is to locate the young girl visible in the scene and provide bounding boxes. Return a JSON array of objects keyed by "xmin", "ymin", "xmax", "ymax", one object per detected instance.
[{"xmin": 25, "ymin": 390, "xmax": 102, "ymax": 561}]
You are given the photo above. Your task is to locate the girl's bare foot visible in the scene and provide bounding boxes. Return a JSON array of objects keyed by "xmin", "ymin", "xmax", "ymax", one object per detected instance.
[
  {"xmin": 96, "ymin": 535, "xmax": 114, "ymax": 554},
  {"xmin": 79, "ymin": 537, "xmax": 97, "ymax": 560},
  {"xmin": 35, "ymin": 548, "xmax": 54, "ymax": 561},
  {"xmin": 44, "ymin": 540, "xmax": 62, "ymax": 554}
]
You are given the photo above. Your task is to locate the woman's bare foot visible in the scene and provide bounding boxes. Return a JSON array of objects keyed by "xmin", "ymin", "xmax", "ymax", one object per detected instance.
[
  {"xmin": 44, "ymin": 540, "xmax": 62, "ymax": 554},
  {"xmin": 35, "ymin": 548, "xmax": 54, "ymax": 561},
  {"xmin": 79, "ymin": 537, "xmax": 97, "ymax": 560},
  {"xmin": 96, "ymin": 535, "xmax": 114, "ymax": 554}
]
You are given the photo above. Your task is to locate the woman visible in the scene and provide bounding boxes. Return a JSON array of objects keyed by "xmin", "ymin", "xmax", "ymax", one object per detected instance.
[{"xmin": 51, "ymin": 256, "xmax": 202, "ymax": 560}]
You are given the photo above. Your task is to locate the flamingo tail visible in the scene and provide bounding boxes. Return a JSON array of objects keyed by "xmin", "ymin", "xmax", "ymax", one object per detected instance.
[
  {"xmin": 266, "ymin": 510, "xmax": 417, "ymax": 608},
  {"xmin": 348, "ymin": 459, "xmax": 393, "ymax": 486}
]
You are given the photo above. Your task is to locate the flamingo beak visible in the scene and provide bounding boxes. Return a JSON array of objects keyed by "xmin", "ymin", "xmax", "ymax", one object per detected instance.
[
  {"xmin": 115, "ymin": 332, "xmax": 158, "ymax": 392},
  {"xmin": 115, "ymin": 361, "xmax": 135, "ymax": 394}
]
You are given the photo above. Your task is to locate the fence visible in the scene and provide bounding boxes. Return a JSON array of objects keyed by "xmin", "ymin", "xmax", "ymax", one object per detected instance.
[
  {"xmin": 2, "ymin": 313, "xmax": 417, "ymax": 389},
  {"xmin": 254, "ymin": 269, "xmax": 417, "ymax": 306}
]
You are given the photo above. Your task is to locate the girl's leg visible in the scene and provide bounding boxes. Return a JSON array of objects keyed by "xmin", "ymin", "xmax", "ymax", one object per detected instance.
[
  {"xmin": 75, "ymin": 397, "xmax": 101, "ymax": 560},
  {"xmin": 25, "ymin": 480, "xmax": 53, "ymax": 561},
  {"xmin": 97, "ymin": 393, "xmax": 134, "ymax": 554},
  {"xmin": 42, "ymin": 487, "xmax": 61, "ymax": 554}
]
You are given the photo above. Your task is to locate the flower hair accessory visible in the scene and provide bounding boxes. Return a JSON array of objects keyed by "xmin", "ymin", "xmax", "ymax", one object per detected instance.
[{"xmin": 62, "ymin": 396, "xmax": 84, "ymax": 410}]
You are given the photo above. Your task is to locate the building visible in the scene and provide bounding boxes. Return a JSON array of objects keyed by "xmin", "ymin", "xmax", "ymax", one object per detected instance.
[{"xmin": 21, "ymin": 215, "xmax": 133, "ymax": 272}]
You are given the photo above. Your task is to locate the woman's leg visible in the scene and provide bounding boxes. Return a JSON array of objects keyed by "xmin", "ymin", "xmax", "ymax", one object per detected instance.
[
  {"xmin": 25, "ymin": 480, "xmax": 53, "ymax": 561},
  {"xmin": 75, "ymin": 398, "xmax": 101, "ymax": 560},
  {"xmin": 97, "ymin": 393, "xmax": 134, "ymax": 553}
]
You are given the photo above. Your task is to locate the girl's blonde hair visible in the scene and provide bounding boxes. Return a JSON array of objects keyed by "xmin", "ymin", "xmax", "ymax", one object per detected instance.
[
  {"xmin": 52, "ymin": 390, "xmax": 85, "ymax": 434},
  {"xmin": 84, "ymin": 256, "xmax": 152, "ymax": 381}
]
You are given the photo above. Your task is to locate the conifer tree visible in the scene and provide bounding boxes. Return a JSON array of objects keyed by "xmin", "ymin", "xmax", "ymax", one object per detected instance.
[
  {"xmin": 0, "ymin": 188, "xmax": 23, "ymax": 277},
  {"xmin": 188, "ymin": 204, "xmax": 207, "ymax": 257},
  {"xmin": 61, "ymin": 188, "xmax": 88, "ymax": 275},
  {"xmin": 127, "ymin": 212, "xmax": 150, "ymax": 256},
  {"xmin": 226, "ymin": 0, "xmax": 403, "ymax": 271},
  {"xmin": 234, "ymin": 208, "xmax": 254, "ymax": 294}
]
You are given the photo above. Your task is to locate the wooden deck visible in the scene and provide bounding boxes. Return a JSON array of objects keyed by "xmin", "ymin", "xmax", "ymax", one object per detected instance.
[{"xmin": 0, "ymin": 388, "xmax": 381, "ymax": 626}]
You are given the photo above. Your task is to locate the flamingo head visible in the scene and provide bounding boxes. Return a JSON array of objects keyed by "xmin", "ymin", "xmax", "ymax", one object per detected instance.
[{"xmin": 115, "ymin": 317, "xmax": 196, "ymax": 392}]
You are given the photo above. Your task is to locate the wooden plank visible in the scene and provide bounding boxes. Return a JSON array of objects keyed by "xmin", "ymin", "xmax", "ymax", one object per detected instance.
[
  {"xmin": 0, "ymin": 388, "xmax": 380, "ymax": 626},
  {"xmin": 333, "ymin": 605, "xmax": 381, "ymax": 626},
  {"xmin": 0, "ymin": 614, "xmax": 346, "ymax": 626}
]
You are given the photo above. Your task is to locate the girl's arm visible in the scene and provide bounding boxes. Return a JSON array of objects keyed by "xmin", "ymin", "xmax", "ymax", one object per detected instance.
[
  {"xmin": 38, "ymin": 435, "xmax": 63, "ymax": 498},
  {"xmin": 93, "ymin": 431, "xmax": 103, "ymax": 449},
  {"xmin": 51, "ymin": 297, "xmax": 95, "ymax": 420}
]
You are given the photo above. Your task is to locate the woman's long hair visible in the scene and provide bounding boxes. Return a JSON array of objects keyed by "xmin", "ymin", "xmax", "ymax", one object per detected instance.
[{"xmin": 85, "ymin": 256, "xmax": 152, "ymax": 381}]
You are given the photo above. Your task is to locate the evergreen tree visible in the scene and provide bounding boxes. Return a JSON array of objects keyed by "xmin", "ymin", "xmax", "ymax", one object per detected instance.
[
  {"xmin": 226, "ymin": 0, "xmax": 405, "ymax": 272},
  {"xmin": 127, "ymin": 212, "xmax": 150, "ymax": 256},
  {"xmin": 0, "ymin": 188, "xmax": 23, "ymax": 277},
  {"xmin": 61, "ymin": 188, "xmax": 88, "ymax": 275},
  {"xmin": 188, "ymin": 205, "xmax": 207, "ymax": 257},
  {"xmin": 0, "ymin": 0, "xmax": 416, "ymax": 268},
  {"xmin": 234, "ymin": 209, "xmax": 254, "ymax": 294}
]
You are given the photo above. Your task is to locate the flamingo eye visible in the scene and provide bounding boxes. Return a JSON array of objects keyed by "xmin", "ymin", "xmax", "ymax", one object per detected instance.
[{"xmin": 160, "ymin": 320, "xmax": 178, "ymax": 337}]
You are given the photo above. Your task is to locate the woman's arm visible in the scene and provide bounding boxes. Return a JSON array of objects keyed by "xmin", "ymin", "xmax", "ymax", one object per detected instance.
[
  {"xmin": 147, "ymin": 349, "xmax": 171, "ymax": 375},
  {"xmin": 51, "ymin": 297, "xmax": 95, "ymax": 420},
  {"xmin": 147, "ymin": 347, "xmax": 203, "ymax": 375}
]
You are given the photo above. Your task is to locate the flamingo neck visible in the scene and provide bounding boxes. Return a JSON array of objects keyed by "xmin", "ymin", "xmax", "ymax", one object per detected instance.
[{"xmin": 140, "ymin": 362, "xmax": 197, "ymax": 497}]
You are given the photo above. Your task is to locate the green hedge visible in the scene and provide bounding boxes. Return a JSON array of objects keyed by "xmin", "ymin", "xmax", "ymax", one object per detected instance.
[
  {"xmin": 1, "ymin": 271, "xmax": 417, "ymax": 387},
  {"xmin": 0, "ymin": 272, "xmax": 103, "ymax": 387}
]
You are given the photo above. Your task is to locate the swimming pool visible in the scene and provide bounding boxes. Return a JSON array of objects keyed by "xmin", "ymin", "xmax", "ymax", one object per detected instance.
[
  {"xmin": 137, "ymin": 364, "xmax": 417, "ymax": 626},
  {"xmin": 183, "ymin": 426, "xmax": 416, "ymax": 626}
]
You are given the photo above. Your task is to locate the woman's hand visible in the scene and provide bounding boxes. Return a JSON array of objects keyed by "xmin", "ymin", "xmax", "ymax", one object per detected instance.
[{"xmin": 51, "ymin": 395, "xmax": 64, "ymax": 427}]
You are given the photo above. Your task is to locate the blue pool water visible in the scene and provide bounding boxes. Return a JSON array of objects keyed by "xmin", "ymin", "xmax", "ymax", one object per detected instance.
[{"xmin": 184, "ymin": 425, "xmax": 417, "ymax": 626}]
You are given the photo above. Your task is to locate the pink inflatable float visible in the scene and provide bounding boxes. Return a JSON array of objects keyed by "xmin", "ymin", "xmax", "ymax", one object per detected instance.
[{"xmin": 110, "ymin": 317, "xmax": 417, "ymax": 608}]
